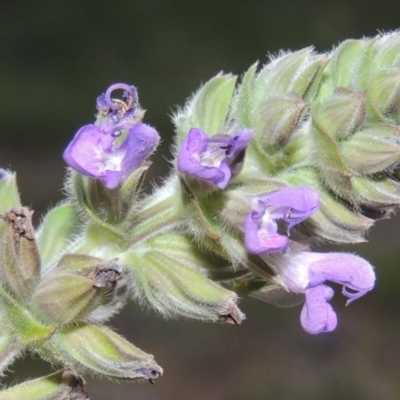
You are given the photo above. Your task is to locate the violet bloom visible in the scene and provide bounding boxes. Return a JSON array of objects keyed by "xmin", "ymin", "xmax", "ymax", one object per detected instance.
[
  {"xmin": 244, "ymin": 187, "xmax": 320, "ymax": 254},
  {"xmin": 96, "ymin": 83, "xmax": 138, "ymax": 128},
  {"xmin": 268, "ymin": 250, "xmax": 375, "ymax": 334},
  {"xmin": 63, "ymin": 122, "xmax": 159, "ymax": 189},
  {"xmin": 177, "ymin": 128, "xmax": 253, "ymax": 189}
]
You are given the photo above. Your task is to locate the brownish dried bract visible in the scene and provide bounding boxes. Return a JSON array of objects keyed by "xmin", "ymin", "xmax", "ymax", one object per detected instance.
[
  {"xmin": 88, "ymin": 265, "xmax": 121, "ymax": 295},
  {"xmin": 0, "ymin": 206, "xmax": 40, "ymax": 299},
  {"xmin": 0, "ymin": 207, "xmax": 35, "ymax": 241},
  {"xmin": 62, "ymin": 370, "xmax": 90, "ymax": 400},
  {"xmin": 219, "ymin": 303, "xmax": 246, "ymax": 325}
]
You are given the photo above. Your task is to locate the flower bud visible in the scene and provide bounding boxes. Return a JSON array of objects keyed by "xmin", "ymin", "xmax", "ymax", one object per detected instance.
[
  {"xmin": 255, "ymin": 48, "xmax": 326, "ymax": 99},
  {"xmin": 312, "ymin": 88, "xmax": 366, "ymax": 140},
  {"xmin": 33, "ymin": 254, "xmax": 124, "ymax": 325},
  {"xmin": 310, "ymin": 106, "xmax": 354, "ymax": 199},
  {"xmin": 309, "ymin": 191, "xmax": 373, "ymax": 243},
  {"xmin": 366, "ymin": 68, "xmax": 400, "ymax": 121},
  {"xmin": 323, "ymin": 39, "xmax": 372, "ymax": 96},
  {"xmin": 0, "ymin": 169, "xmax": 21, "ymax": 213},
  {"xmin": 121, "ymin": 243, "xmax": 245, "ymax": 324},
  {"xmin": 375, "ymin": 32, "xmax": 400, "ymax": 69},
  {"xmin": 340, "ymin": 123, "xmax": 400, "ymax": 174},
  {"xmin": 351, "ymin": 175, "xmax": 400, "ymax": 210},
  {"xmin": 174, "ymin": 74, "xmax": 237, "ymax": 140},
  {"xmin": 0, "ymin": 370, "xmax": 88, "ymax": 400},
  {"xmin": 48, "ymin": 324, "xmax": 163, "ymax": 382},
  {"xmin": 254, "ymin": 93, "xmax": 307, "ymax": 151},
  {"xmin": 0, "ymin": 207, "xmax": 40, "ymax": 299}
]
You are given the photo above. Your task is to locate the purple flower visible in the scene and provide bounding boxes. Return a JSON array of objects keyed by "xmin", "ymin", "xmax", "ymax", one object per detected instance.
[
  {"xmin": 268, "ymin": 250, "xmax": 375, "ymax": 334},
  {"xmin": 96, "ymin": 83, "xmax": 138, "ymax": 128},
  {"xmin": 244, "ymin": 187, "xmax": 320, "ymax": 254},
  {"xmin": 63, "ymin": 122, "xmax": 159, "ymax": 189},
  {"xmin": 177, "ymin": 128, "xmax": 253, "ymax": 189}
]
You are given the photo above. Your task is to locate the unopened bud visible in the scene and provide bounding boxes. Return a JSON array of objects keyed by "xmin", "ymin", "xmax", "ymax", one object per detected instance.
[
  {"xmin": 352, "ymin": 175, "xmax": 400, "ymax": 210},
  {"xmin": 375, "ymin": 32, "xmax": 400, "ymax": 69},
  {"xmin": 309, "ymin": 190, "xmax": 373, "ymax": 243},
  {"xmin": 48, "ymin": 324, "xmax": 163, "ymax": 382},
  {"xmin": 121, "ymin": 243, "xmax": 245, "ymax": 324},
  {"xmin": 341, "ymin": 123, "xmax": 400, "ymax": 174},
  {"xmin": 0, "ymin": 207, "xmax": 40, "ymax": 299},
  {"xmin": 255, "ymin": 93, "xmax": 307, "ymax": 150},
  {"xmin": 0, "ymin": 370, "xmax": 88, "ymax": 400},
  {"xmin": 312, "ymin": 88, "xmax": 366, "ymax": 140},
  {"xmin": 33, "ymin": 254, "xmax": 123, "ymax": 325},
  {"xmin": 367, "ymin": 68, "xmax": 400, "ymax": 121},
  {"xmin": 255, "ymin": 48, "xmax": 326, "ymax": 98},
  {"xmin": 323, "ymin": 39, "xmax": 373, "ymax": 96}
]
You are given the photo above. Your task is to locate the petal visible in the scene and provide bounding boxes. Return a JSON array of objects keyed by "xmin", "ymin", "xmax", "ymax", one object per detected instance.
[
  {"xmin": 261, "ymin": 187, "xmax": 320, "ymax": 228},
  {"xmin": 177, "ymin": 128, "xmax": 229, "ymax": 188},
  {"xmin": 306, "ymin": 252, "xmax": 375, "ymax": 303},
  {"xmin": 300, "ymin": 285, "xmax": 337, "ymax": 334},
  {"xmin": 103, "ymin": 170, "xmax": 122, "ymax": 190},
  {"xmin": 244, "ymin": 211, "xmax": 288, "ymax": 254},
  {"xmin": 121, "ymin": 123, "xmax": 160, "ymax": 174},
  {"xmin": 63, "ymin": 124, "xmax": 109, "ymax": 177},
  {"xmin": 225, "ymin": 129, "xmax": 253, "ymax": 178},
  {"xmin": 228, "ymin": 129, "xmax": 253, "ymax": 155}
]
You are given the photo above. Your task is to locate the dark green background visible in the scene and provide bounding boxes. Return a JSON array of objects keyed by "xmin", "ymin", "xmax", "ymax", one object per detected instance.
[{"xmin": 1, "ymin": 1, "xmax": 400, "ymax": 399}]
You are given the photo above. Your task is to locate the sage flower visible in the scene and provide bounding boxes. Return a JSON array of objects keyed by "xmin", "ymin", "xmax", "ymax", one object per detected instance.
[
  {"xmin": 63, "ymin": 122, "xmax": 159, "ymax": 189},
  {"xmin": 177, "ymin": 128, "xmax": 253, "ymax": 189},
  {"xmin": 244, "ymin": 187, "xmax": 320, "ymax": 254},
  {"xmin": 269, "ymin": 250, "xmax": 375, "ymax": 334}
]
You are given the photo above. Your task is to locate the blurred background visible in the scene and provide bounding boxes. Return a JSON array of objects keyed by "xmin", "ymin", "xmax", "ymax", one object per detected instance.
[{"xmin": 1, "ymin": 1, "xmax": 400, "ymax": 399}]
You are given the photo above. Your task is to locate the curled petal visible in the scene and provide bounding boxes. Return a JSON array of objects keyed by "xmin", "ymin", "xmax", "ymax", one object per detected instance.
[
  {"xmin": 97, "ymin": 83, "xmax": 138, "ymax": 113},
  {"xmin": 300, "ymin": 285, "xmax": 337, "ymax": 334},
  {"xmin": 104, "ymin": 83, "xmax": 137, "ymax": 111},
  {"xmin": 306, "ymin": 252, "xmax": 375, "ymax": 303}
]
